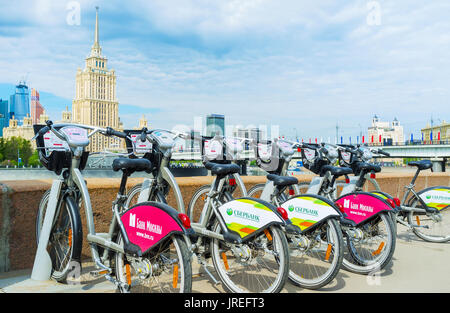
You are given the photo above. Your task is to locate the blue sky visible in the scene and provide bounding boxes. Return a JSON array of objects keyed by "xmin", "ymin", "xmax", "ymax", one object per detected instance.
[{"xmin": 0, "ymin": 0, "xmax": 449, "ymax": 142}]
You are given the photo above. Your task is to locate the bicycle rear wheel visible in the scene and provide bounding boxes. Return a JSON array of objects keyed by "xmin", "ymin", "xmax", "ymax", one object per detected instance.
[
  {"xmin": 342, "ymin": 212, "xmax": 396, "ymax": 275},
  {"xmin": 35, "ymin": 191, "xmax": 82, "ymax": 282},
  {"xmin": 407, "ymin": 199, "xmax": 450, "ymax": 243},
  {"xmin": 210, "ymin": 221, "xmax": 289, "ymax": 293},
  {"xmin": 125, "ymin": 183, "xmax": 167, "ymax": 209},
  {"xmin": 115, "ymin": 234, "xmax": 192, "ymax": 293}
]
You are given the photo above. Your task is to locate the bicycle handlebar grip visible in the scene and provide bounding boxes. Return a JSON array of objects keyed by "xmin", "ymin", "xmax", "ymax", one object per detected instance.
[
  {"xmin": 378, "ymin": 150, "xmax": 390, "ymax": 156},
  {"xmin": 106, "ymin": 127, "xmax": 127, "ymax": 139},
  {"xmin": 139, "ymin": 127, "xmax": 148, "ymax": 142},
  {"xmin": 38, "ymin": 126, "xmax": 50, "ymax": 136}
]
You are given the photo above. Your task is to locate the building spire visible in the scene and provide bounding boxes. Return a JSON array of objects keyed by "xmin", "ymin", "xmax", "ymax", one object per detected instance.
[
  {"xmin": 90, "ymin": 6, "xmax": 102, "ymax": 57},
  {"xmin": 95, "ymin": 6, "xmax": 99, "ymax": 45}
]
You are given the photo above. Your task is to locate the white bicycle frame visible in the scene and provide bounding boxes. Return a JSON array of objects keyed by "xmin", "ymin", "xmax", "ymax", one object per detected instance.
[{"xmin": 32, "ymin": 124, "xmax": 133, "ymax": 281}]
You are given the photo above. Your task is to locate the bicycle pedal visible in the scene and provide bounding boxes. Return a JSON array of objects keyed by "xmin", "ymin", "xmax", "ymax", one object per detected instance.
[{"xmin": 90, "ymin": 269, "xmax": 111, "ymax": 278}]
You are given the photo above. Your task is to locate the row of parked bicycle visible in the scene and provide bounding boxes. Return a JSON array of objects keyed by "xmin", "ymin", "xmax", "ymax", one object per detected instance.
[{"xmin": 31, "ymin": 121, "xmax": 449, "ymax": 293}]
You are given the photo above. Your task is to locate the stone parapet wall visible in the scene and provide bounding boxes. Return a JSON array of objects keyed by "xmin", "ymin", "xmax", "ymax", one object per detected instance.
[{"xmin": 0, "ymin": 172, "xmax": 448, "ymax": 272}]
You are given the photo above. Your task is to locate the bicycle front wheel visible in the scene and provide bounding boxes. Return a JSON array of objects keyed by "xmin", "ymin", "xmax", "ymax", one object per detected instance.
[
  {"xmin": 210, "ymin": 221, "xmax": 289, "ymax": 293},
  {"xmin": 35, "ymin": 191, "xmax": 82, "ymax": 282},
  {"xmin": 288, "ymin": 218, "xmax": 344, "ymax": 289},
  {"xmin": 115, "ymin": 234, "xmax": 192, "ymax": 293},
  {"xmin": 407, "ymin": 199, "xmax": 450, "ymax": 243}
]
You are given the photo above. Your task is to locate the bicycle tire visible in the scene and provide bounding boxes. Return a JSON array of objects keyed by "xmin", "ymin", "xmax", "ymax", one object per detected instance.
[
  {"xmin": 342, "ymin": 212, "xmax": 396, "ymax": 275},
  {"xmin": 288, "ymin": 218, "xmax": 344, "ymax": 289},
  {"xmin": 35, "ymin": 190, "xmax": 83, "ymax": 282},
  {"xmin": 114, "ymin": 233, "xmax": 192, "ymax": 293},
  {"xmin": 407, "ymin": 198, "xmax": 450, "ymax": 243},
  {"xmin": 210, "ymin": 221, "xmax": 289, "ymax": 293},
  {"xmin": 125, "ymin": 183, "xmax": 167, "ymax": 211}
]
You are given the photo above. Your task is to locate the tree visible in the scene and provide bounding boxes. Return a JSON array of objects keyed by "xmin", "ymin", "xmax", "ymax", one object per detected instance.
[
  {"xmin": 28, "ymin": 150, "xmax": 41, "ymax": 167},
  {"xmin": 0, "ymin": 137, "xmax": 33, "ymax": 165}
]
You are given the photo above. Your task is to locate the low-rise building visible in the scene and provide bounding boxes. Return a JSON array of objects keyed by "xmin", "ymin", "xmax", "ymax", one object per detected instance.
[
  {"xmin": 368, "ymin": 115, "xmax": 404, "ymax": 145},
  {"xmin": 421, "ymin": 120, "xmax": 449, "ymax": 143}
]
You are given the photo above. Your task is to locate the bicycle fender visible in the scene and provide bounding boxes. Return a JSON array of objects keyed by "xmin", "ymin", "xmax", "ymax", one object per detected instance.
[
  {"xmin": 335, "ymin": 192, "xmax": 393, "ymax": 226},
  {"xmin": 216, "ymin": 198, "xmax": 286, "ymax": 242},
  {"xmin": 281, "ymin": 194, "xmax": 341, "ymax": 233},
  {"xmin": 412, "ymin": 186, "xmax": 450, "ymax": 212},
  {"xmin": 120, "ymin": 201, "xmax": 192, "ymax": 255},
  {"xmin": 370, "ymin": 191, "xmax": 401, "ymax": 213}
]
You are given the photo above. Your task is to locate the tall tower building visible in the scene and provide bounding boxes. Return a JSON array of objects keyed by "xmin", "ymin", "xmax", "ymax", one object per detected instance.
[
  {"xmin": 206, "ymin": 114, "xmax": 225, "ymax": 137},
  {"xmin": 0, "ymin": 99, "xmax": 8, "ymax": 137},
  {"xmin": 72, "ymin": 7, "xmax": 120, "ymax": 152},
  {"xmin": 9, "ymin": 82, "xmax": 30, "ymax": 124},
  {"xmin": 30, "ymin": 88, "xmax": 44, "ymax": 125}
]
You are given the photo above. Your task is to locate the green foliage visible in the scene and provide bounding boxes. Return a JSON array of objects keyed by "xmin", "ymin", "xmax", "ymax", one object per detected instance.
[
  {"xmin": 28, "ymin": 150, "xmax": 41, "ymax": 167},
  {"xmin": 403, "ymin": 157, "xmax": 420, "ymax": 165},
  {"xmin": 0, "ymin": 137, "xmax": 34, "ymax": 165}
]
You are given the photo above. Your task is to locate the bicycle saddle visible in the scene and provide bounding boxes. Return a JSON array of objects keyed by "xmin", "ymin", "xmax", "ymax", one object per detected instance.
[
  {"xmin": 354, "ymin": 162, "xmax": 381, "ymax": 174},
  {"xmin": 205, "ymin": 162, "xmax": 240, "ymax": 176},
  {"xmin": 266, "ymin": 174, "xmax": 298, "ymax": 187},
  {"xmin": 320, "ymin": 165, "xmax": 353, "ymax": 177},
  {"xmin": 112, "ymin": 158, "xmax": 152, "ymax": 173},
  {"xmin": 408, "ymin": 160, "xmax": 432, "ymax": 170}
]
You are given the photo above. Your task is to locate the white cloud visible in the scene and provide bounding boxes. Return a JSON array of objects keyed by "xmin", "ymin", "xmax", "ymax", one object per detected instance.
[{"xmin": 0, "ymin": 0, "xmax": 449, "ymax": 139}]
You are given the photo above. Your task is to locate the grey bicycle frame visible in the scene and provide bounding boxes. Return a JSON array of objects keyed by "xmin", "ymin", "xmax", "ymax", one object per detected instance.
[
  {"xmin": 257, "ymin": 139, "xmax": 300, "ymax": 202},
  {"xmin": 135, "ymin": 132, "xmax": 247, "ymax": 215}
]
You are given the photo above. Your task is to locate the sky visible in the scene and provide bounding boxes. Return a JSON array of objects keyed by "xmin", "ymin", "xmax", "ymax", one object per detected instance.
[{"xmin": 0, "ymin": 0, "xmax": 449, "ymax": 142}]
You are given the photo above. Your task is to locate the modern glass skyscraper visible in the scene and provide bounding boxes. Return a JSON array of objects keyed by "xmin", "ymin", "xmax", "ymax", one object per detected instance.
[
  {"xmin": 206, "ymin": 114, "xmax": 225, "ymax": 137},
  {"xmin": 0, "ymin": 98, "xmax": 8, "ymax": 136},
  {"xmin": 9, "ymin": 82, "xmax": 30, "ymax": 125}
]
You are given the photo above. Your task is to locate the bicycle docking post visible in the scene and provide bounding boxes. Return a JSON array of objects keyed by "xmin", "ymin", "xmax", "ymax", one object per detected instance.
[{"xmin": 31, "ymin": 180, "xmax": 63, "ymax": 281}]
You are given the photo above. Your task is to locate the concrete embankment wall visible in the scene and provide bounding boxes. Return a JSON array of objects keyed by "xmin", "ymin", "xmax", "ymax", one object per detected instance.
[{"xmin": 0, "ymin": 173, "xmax": 449, "ymax": 273}]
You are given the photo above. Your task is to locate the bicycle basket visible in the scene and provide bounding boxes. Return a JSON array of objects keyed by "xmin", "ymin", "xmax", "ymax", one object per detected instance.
[
  {"xmin": 338, "ymin": 145, "xmax": 355, "ymax": 167},
  {"xmin": 33, "ymin": 125, "xmax": 89, "ymax": 174},
  {"xmin": 256, "ymin": 141, "xmax": 274, "ymax": 163},
  {"xmin": 300, "ymin": 145, "xmax": 323, "ymax": 174},
  {"xmin": 124, "ymin": 130, "xmax": 153, "ymax": 156},
  {"xmin": 201, "ymin": 136, "xmax": 229, "ymax": 163}
]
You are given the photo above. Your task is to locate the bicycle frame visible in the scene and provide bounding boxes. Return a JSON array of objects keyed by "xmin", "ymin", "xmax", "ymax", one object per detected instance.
[
  {"xmin": 133, "ymin": 130, "xmax": 248, "ymax": 214},
  {"xmin": 32, "ymin": 148, "xmax": 126, "ymax": 281}
]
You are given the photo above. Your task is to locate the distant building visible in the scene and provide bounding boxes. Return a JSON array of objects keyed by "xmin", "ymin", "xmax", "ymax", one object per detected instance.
[
  {"xmin": 72, "ymin": 7, "xmax": 122, "ymax": 152},
  {"xmin": 368, "ymin": 115, "xmax": 404, "ymax": 145},
  {"xmin": 0, "ymin": 99, "xmax": 8, "ymax": 137},
  {"xmin": 56, "ymin": 106, "xmax": 72, "ymax": 124},
  {"xmin": 2, "ymin": 114, "xmax": 36, "ymax": 148},
  {"xmin": 39, "ymin": 110, "xmax": 50, "ymax": 125},
  {"xmin": 133, "ymin": 114, "xmax": 148, "ymax": 130},
  {"xmin": 206, "ymin": 114, "xmax": 225, "ymax": 137},
  {"xmin": 421, "ymin": 120, "xmax": 449, "ymax": 143},
  {"xmin": 232, "ymin": 127, "xmax": 265, "ymax": 142},
  {"xmin": 9, "ymin": 82, "xmax": 30, "ymax": 124},
  {"xmin": 30, "ymin": 88, "xmax": 44, "ymax": 125}
]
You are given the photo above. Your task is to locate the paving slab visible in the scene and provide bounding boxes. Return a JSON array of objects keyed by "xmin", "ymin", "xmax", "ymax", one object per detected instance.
[{"xmin": 0, "ymin": 227, "xmax": 449, "ymax": 293}]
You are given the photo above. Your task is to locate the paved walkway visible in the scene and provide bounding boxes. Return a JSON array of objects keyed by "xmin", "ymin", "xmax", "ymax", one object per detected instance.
[{"xmin": 1, "ymin": 227, "xmax": 449, "ymax": 293}]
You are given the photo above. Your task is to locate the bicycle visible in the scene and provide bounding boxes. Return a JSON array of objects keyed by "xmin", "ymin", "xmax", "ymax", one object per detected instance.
[
  {"xmin": 246, "ymin": 138, "xmax": 345, "ymax": 289},
  {"xmin": 186, "ymin": 134, "xmax": 295, "ymax": 293},
  {"xmin": 32, "ymin": 121, "xmax": 193, "ymax": 293},
  {"xmin": 123, "ymin": 129, "xmax": 248, "ymax": 216},
  {"xmin": 338, "ymin": 144, "xmax": 450, "ymax": 243},
  {"xmin": 263, "ymin": 140, "xmax": 397, "ymax": 275}
]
